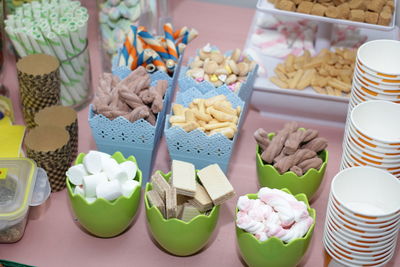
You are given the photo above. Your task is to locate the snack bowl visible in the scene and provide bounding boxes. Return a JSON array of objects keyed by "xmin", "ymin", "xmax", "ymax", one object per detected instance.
[
  {"xmin": 144, "ymin": 171, "xmax": 220, "ymax": 256},
  {"xmin": 256, "ymin": 132, "xmax": 328, "ymax": 200},
  {"xmin": 236, "ymin": 189, "xmax": 316, "ymax": 267},
  {"xmin": 66, "ymin": 152, "xmax": 142, "ymax": 238}
]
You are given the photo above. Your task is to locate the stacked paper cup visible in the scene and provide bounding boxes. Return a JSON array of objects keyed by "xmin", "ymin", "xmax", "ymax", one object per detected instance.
[
  {"xmin": 349, "ymin": 39, "xmax": 400, "ymax": 113},
  {"xmin": 341, "ymin": 100, "xmax": 400, "ymax": 178},
  {"xmin": 323, "ymin": 167, "xmax": 400, "ymax": 267}
]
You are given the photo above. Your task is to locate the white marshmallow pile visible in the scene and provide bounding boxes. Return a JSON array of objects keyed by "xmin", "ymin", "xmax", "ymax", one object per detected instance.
[
  {"xmin": 67, "ymin": 151, "xmax": 140, "ymax": 203},
  {"xmin": 236, "ymin": 187, "xmax": 313, "ymax": 243}
]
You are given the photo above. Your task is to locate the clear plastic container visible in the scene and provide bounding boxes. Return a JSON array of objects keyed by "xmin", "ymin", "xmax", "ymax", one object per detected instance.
[
  {"xmin": 97, "ymin": 0, "xmax": 143, "ymax": 71},
  {"xmin": 0, "ymin": 158, "xmax": 50, "ymax": 243}
]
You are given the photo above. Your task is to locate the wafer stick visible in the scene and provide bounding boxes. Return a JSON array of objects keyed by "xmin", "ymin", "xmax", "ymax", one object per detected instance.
[{"xmin": 147, "ymin": 190, "xmax": 166, "ymax": 217}]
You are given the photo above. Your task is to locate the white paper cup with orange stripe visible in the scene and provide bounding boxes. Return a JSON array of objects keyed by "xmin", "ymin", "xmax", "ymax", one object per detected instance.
[
  {"xmin": 345, "ymin": 136, "xmax": 400, "ymax": 161},
  {"xmin": 341, "ymin": 148, "xmax": 400, "ymax": 178},
  {"xmin": 324, "ymin": 230, "xmax": 395, "ymax": 261},
  {"xmin": 324, "ymin": 233, "xmax": 396, "ymax": 266},
  {"xmin": 350, "ymin": 101, "xmax": 400, "ymax": 145},
  {"xmin": 331, "ymin": 167, "xmax": 400, "ymax": 218},
  {"xmin": 354, "ymin": 69, "xmax": 400, "ymax": 91},
  {"xmin": 357, "ymin": 40, "xmax": 400, "ymax": 77}
]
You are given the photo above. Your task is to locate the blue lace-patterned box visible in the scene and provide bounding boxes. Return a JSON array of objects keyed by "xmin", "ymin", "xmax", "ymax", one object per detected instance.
[
  {"xmin": 89, "ymin": 56, "xmax": 182, "ymax": 183},
  {"xmin": 165, "ymin": 87, "xmax": 245, "ymax": 173}
]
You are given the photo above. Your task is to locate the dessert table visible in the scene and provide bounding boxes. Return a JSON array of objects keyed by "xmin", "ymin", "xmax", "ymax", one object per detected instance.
[{"xmin": 0, "ymin": 0, "xmax": 399, "ymax": 266}]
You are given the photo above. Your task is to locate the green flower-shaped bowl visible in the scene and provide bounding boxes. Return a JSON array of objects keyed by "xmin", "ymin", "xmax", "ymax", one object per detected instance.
[
  {"xmin": 66, "ymin": 151, "xmax": 142, "ymax": 238},
  {"xmin": 236, "ymin": 188, "xmax": 316, "ymax": 267},
  {"xmin": 144, "ymin": 171, "xmax": 220, "ymax": 256},
  {"xmin": 256, "ymin": 133, "xmax": 328, "ymax": 200}
]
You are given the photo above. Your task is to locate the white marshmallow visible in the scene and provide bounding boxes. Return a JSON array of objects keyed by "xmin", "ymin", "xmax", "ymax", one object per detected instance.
[
  {"xmin": 119, "ymin": 161, "xmax": 137, "ymax": 180},
  {"xmin": 67, "ymin": 164, "xmax": 88, "ymax": 186},
  {"xmin": 101, "ymin": 157, "xmax": 119, "ymax": 177},
  {"xmin": 85, "ymin": 197, "xmax": 97, "ymax": 204},
  {"xmin": 83, "ymin": 172, "xmax": 108, "ymax": 197},
  {"xmin": 121, "ymin": 180, "xmax": 140, "ymax": 197},
  {"xmin": 83, "ymin": 151, "xmax": 103, "ymax": 174},
  {"xmin": 111, "ymin": 170, "xmax": 129, "ymax": 184},
  {"xmin": 96, "ymin": 179, "xmax": 122, "ymax": 201},
  {"xmin": 74, "ymin": 185, "xmax": 85, "ymax": 196},
  {"xmin": 88, "ymin": 150, "xmax": 111, "ymax": 161}
]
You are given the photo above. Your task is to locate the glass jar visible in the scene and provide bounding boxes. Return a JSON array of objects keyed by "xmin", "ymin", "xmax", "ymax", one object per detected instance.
[{"xmin": 97, "ymin": 0, "xmax": 143, "ymax": 71}]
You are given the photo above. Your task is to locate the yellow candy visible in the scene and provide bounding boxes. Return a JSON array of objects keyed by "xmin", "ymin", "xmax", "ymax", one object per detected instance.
[{"xmin": 210, "ymin": 74, "xmax": 218, "ymax": 82}]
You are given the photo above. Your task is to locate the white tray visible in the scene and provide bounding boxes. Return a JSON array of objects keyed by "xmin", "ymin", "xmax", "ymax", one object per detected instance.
[
  {"xmin": 248, "ymin": 26, "xmax": 400, "ymax": 126},
  {"xmin": 257, "ymin": 0, "xmax": 397, "ymax": 32}
]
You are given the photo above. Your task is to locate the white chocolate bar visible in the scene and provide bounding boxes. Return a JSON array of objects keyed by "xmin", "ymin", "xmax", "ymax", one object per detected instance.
[
  {"xmin": 171, "ymin": 160, "xmax": 196, "ymax": 197},
  {"xmin": 197, "ymin": 164, "xmax": 235, "ymax": 206}
]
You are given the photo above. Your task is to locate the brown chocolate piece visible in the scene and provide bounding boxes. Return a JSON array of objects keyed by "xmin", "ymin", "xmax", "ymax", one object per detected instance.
[
  {"xmin": 274, "ymin": 149, "xmax": 316, "ymax": 174},
  {"xmin": 254, "ymin": 128, "xmax": 270, "ymax": 151},
  {"xmin": 302, "ymin": 137, "xmax": 328, "ymax": 152},
  {"xmin": 290, "ymin": 166, "xmax": 303, "ymax": 176},
  {"xmin": 298, "ymin": 157, "xmax": 323, "ymax": 171}
]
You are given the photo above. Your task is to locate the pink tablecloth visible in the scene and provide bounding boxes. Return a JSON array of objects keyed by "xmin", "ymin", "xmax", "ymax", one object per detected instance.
[{"xmin": 0, "ymin": 0, "xmax": 399, "ymax": 266}]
